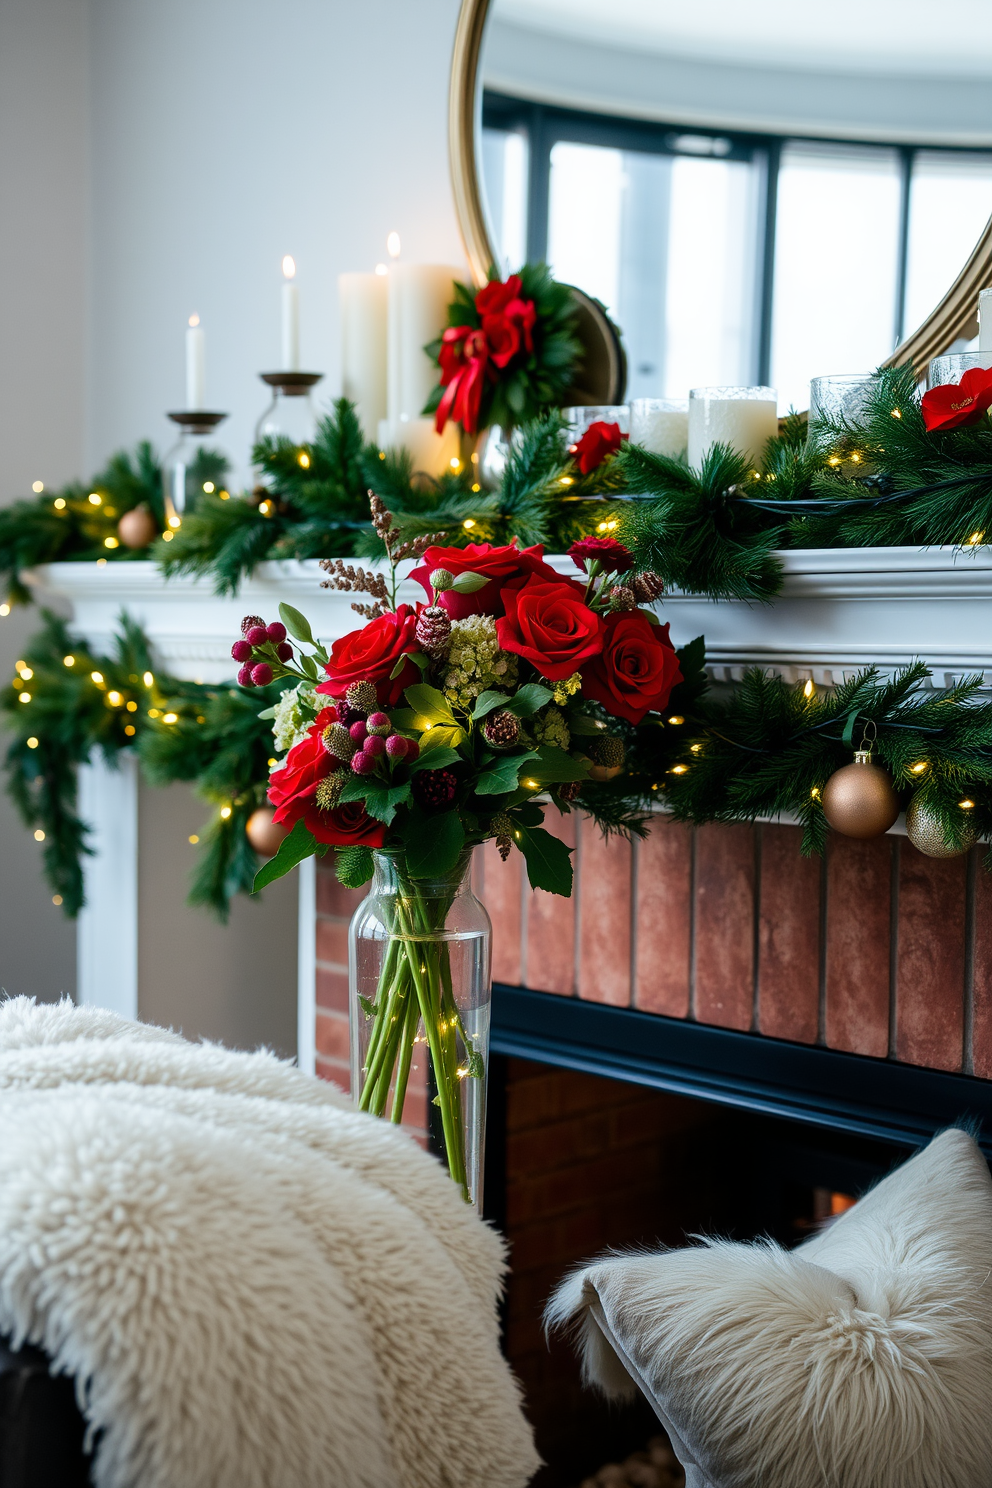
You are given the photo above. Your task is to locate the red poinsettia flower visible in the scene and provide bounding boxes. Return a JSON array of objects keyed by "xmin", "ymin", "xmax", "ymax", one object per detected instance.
[
  {"xmin": 570, "ymin": 421, "xmax": 628, "ymax": 474},
  {"xmin": 434, "ymin": 325, "xmax": 489, "ymax": 435},
  {"xmin": 475, "ymin": 275, "xmax": 523, "ymax": 317},
  {"xmin": 921, "ymin": 367, "xmax": 992, "ymax": 432}
]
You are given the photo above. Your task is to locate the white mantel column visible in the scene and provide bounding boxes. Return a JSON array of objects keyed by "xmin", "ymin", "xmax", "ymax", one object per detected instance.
[{"xmin": 77, "ymin": 751, "xmax": 138, "ymax": 1017}]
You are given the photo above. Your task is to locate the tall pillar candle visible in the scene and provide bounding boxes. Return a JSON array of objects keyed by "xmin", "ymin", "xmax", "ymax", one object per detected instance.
[
  {"xmin": 687, "ymin": 385, "xmax": 777, "ymax": 470},
  {"xmin": 386, "ymin": 263, "xmax": 464, "ymax": 429},
  {"xmin": 185, "ymin": 314, "xmax": 205, "ymax": 410},
  {"xmin": 281, "ymin": 255, "xmax": 300, "ymax": 371},
  {"xmin": 339, "ymin": 271, "xmax": 387, "ymax": 440},
  {"xmin": 630, "ymin": 398, "xmax": 688, "ymax": 457}
]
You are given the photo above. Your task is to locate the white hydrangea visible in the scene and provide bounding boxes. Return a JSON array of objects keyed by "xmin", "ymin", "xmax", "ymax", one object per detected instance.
[
  {"xmin": 443, "ymin": 614, "xmax": 519, "ymax": 711},
  {"xmin": 271, "ymin": 681, "xmax": 320, "ymax": 757}
]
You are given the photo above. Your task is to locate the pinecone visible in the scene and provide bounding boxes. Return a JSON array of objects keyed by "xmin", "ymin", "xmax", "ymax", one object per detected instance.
[
  {"xmin": 490, "ymin": 810, "xmax": 513, "ymax": 862},
  {"xmin": 240, "ymin": 614, "xmax": 265, "ymax": 636},
  {"xmin": 322, "ymin": 722, "xmax": 356, "ymax": 761},
  {"xmin": 412, "ymin": 768, "xmax": 458, "ymax": 810},
  {"xmin": 631, "ymin": 571, "xmax": 664, "ymax": 603},
  {"xmin": 557, "ymin": 781, "xmax": 582, "ymax": 804},
  {"xmin": 314, "ymin": 772, "xmax": 345, "ymax": 811},
  {"xmin": 482, "ymin": 709, "xmax": 520, "ymax": 749},
  {"xmin": 590, "ymin": 735, "xmax": 625, "ymax": 769},
  {"xmin": 609, "ymin": 585, "xmax": 637, "ymax": 612},
  {"xmin": 345, "ymin": 680, "xmax": 378, "ymax": 715},
  {"xmin": 416, "ymin": 604, "xmax": 452, "ymax": 656}
]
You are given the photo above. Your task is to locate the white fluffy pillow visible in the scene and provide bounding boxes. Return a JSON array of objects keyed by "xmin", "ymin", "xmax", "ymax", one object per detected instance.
[{"xmin": 546, "ymin": 1128, "xmax": 992, "ymax": 1488}]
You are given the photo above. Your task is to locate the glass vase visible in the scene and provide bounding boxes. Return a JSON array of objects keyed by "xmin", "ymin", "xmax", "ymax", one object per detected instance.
[{"xmin": 349, "ymin": 849, "xmax": 492, "ymax": 1208}]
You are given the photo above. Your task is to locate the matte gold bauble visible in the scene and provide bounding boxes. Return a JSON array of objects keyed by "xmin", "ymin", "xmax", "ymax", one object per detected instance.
[
  {"xmin": 905, "ymin": 795, "xmax": 975, "ymax": 858},
  {"xmin": 245, "ymin": 806, "xmax": 289, "ymax": 857},
  {"xmin": 821, "ymin": 750, "xmax": 900, "ymax": 839},
  {"xmin": 117, "ymin": 505, "xmax": 158, "ymax": 549}
]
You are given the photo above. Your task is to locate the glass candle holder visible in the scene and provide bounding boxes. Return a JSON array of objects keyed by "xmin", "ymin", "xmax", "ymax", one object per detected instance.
[
  {"xmin": 162, "ymin": 411, "xmax": 229, "ymax": 523},
  {"xmin": 562, "ymin": 404, "xmax": 630, "ymax": 440},
  {"xmin": 254, "ymin": 372, "xmax": 324, "ymax": 450},
  {"xmin": 808, "ymin": 374, "xmax": 874, "ymax": 429},
  {"xmin": 928, "ymin": 352, "xmax": 992, "ymax": 389},
  {"xmin": 687, "ymin": 386, "xmax": 777, "ymax": 471},
  {"xmin": 630, "ymin": 398, "xmax": 688, "ymax": 458}
]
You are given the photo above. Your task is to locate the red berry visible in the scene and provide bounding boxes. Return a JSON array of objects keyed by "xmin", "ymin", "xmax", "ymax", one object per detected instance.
[
  {"xmin": 349, "ymin": 720, "xmax": 368, "ymax": 744},
  {"xmin": 266, "ymin": 621, "xmax": 287, "ymax": 642},
  {"xmin": 237, "ymin": 664, "xmax": 255, "ymax": 686},
  {"xmin": 231, "ymin": 639, "xmax": 252, "ymax": 662},
  {"xmin": 405, "ymin": 738, "xmax": 420, "ymax": 762},
  {"xmin": 245, "ymin": 625, "xmax": 268, "ymax": 647},
  {"xmin": 276, "ymin": 642, "xmax": 293, "ymax": 662},
  {"xmin": 365, "ymin": 734, "xmax": 385, "ymax": 758},
  {"xmin": 251, "ymin": 662, "xmax": 273, "ymax": 686},
  {"xmin": 351, "ymin": 750, "xmax": 375, "ymax": 775},
  {"xmin": 367, "ymin": 711, "xmax": 391, "ymax": 735},
  {"xmin": 385, "ymin": 735, "xmax": 408, "ymax": 759},
  {"xmin": 241, "ymin": 614, "xmax": 265, "ymax": 637}
]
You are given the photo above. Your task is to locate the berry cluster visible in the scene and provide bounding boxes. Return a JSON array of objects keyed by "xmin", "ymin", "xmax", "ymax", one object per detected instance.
[
  {"xmin": 231, "ymin": 614, "xmax": 294, "ymax": 688},
  {"xmin": 321, "ymin": 679, "xmax": 421, "ymax": 781}
]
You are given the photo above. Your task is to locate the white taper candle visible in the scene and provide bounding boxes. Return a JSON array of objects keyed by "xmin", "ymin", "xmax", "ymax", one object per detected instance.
[{"xmin": 185, "ymin": 314, "xmax": 205, "ymax": 410}]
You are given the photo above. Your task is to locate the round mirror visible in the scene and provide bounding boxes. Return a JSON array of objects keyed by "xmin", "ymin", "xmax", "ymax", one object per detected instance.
[{"xmin": 450, "ymin": 0, "xmax": 992, "ymax": 411}]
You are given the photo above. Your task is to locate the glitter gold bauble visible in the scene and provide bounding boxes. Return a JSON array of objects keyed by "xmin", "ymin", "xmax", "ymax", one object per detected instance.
[
  {"xmin": 245, "ymin": 806, "xmax": 289, "ymax": 857},
  {"xmin": 117, "ymin": 505, "xmax": 158, "ymax": 549},
  {"xmin": 821, "ymin": 750, "xmax": 900, "ymax": 839},
  {"xmin": 905, "ymin": 795, "xmax": 975, "ymax": 858}
]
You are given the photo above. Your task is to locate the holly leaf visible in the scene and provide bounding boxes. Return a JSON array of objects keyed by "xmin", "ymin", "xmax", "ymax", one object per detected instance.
[
  {"xmin": 338, "ymin": 775, "xmax": 412, "ymax": 824},
  {"xmin": 409, "ymin": 746, "xmax": 462, "ymax": 773},
  {"xmin": 279, "ymin": 603, "xmax": 314, "ymax": 645},
  {"xmin": 403, "ymin": 683, "xmax": 456, "ymax": 727},
  {"xmin": 530, "ymin": 745, "xmax": 591, "ymax": 783},
  {"xmin": 450, "ymin": 571, "xmax": 490, "ymax": 594},
  {"xmin": 252, "ymin": 818, "xmax": 316, "ymax": 892},
  {"xmin": 335, "ymin": 844, "xmax": 374, "ymax": 889},
  {"xmin": 515, "ymin": 823, "xmax": 573, "ymax": 896},
  {"xmin": 475, "ymin": 750, "xmax": 541, "ymax": 796},
  {"xmin": 505, "ymin": 683, "xmax": 553, "ymax": 718},
  {"xmin": 402, "ymin": 807, "xmax": 465, "ymax": 877}
]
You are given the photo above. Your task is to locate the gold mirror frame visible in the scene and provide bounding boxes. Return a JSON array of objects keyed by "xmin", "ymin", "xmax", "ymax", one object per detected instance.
[{"xmin": 449, "ymin": 0, "xmax": 992, "ymax": 380}]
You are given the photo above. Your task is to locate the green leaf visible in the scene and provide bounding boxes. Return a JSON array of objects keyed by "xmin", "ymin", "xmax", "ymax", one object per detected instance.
[
  {"xmin": 338, "ymin": 775, "xmax": 412, "ymax": 823},
  {"xmin": 505, "ymin": 683, "xmax": 553, "ymax": 718},
  {"xmin": 403, "ymin": 808, "xmax": 465, "ymax": 878},
  {"xmin": 420, "ymin": 725, "xmax": 466, "ymax": 751},
  {"xmin": 409, "ymin": 745, "xmax": 462, "ymax": 772},
  {"xmin": 471, "ymin": 690, "xmax": 511, "ymax": 722},
  {"xmin": 475, "ymin": 750, "xmax": 540, "ymax": 796},
  {"xmin": 300, "ymin": 653, "xmax": 319, "ymax": 680},
  {"xmin": 450, "ymin": 570, "xmax": 491, "ymax": 594},
  {"xmin": 530, "ymin": 745, "xmax": 591, "ymax": 784},
  {"xmin": 390, "ymin": 650, "xmax": 426, "ymax": 680},
  {"xmin": 256, "ymin": 703, "xmax": 279, "ymax": 720},
  {"xmin": 568, "ymin": 714, "xmax": 607, "ymax": 736},
  {"xmin": 516, "ymin": 823, "xmax": 573, "ymax": 896},
  {"xmin": 335, "ymin": 844, "xmax": 374, "ymax": 888},
  {"xmin": 279, "ymin": 603, "xmax": 314, "ymax": 645},
  {"xmin": 403, "ymin": 682, "xmax": 456, "ymax": 726},
  {"xmin": 252, "ymin": 818, "xmax": 316, "ymax": 892}
]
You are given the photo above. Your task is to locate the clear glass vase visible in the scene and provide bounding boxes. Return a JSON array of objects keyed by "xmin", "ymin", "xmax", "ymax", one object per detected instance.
[{"xmin": 349, "ymin": 849, "xmax": 492, "ymax": 1208}]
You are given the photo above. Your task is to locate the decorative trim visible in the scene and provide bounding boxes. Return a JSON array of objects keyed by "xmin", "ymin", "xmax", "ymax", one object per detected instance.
[{"xmin": 491, "ymin": 984, "xmax": 992, "ymax": 1158}]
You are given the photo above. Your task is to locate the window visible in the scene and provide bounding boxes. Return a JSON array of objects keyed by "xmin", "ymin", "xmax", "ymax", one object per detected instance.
[{"xmin": 483, "ymin": 94, "xmax": 992, "ymax": 411}]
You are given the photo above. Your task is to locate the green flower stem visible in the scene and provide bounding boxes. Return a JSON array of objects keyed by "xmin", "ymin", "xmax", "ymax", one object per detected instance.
[{"xmin": 389, "ymin": 993, "xmax": 420, "ymax": 1124}]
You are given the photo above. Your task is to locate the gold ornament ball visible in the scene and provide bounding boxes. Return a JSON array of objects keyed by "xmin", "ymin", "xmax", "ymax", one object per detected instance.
[
  {"xmin": 246, "ymin": 806, "xmax": 289, "ymax": 858},
  {"xmin": 905, "ymin": 796, "xmax": 975, "ymax": 858},
  {"xmin": 117, "ymin": 505, "xmax": 158, "ymax": 549},
  {"xmin": 821, "ymin": 754, "xmax": 900, "ymax": 839}
]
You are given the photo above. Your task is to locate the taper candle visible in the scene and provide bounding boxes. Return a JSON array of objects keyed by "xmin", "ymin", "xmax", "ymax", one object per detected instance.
[
  {"xmin": 185, "ymin": 314, "xmax": 205, "ymax": 410},
  {"xmin": 281, "ymin": 255, "xmax": 300, "ymax": 371}
]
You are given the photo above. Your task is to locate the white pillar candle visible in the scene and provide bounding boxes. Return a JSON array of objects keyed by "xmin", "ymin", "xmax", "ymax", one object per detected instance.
[
  {"xmin": 185, "ymin": 314, "xmax": 205, "ymax": 410},
  {"xmin": 979, "ymin": 288, "xmax": 992, "ymax": 353},
  {"xmin": 339, "ymin": 271, "xmax": 388, "ymax": 440},
  {"xmin": 630, "ymin": 398, "xmax": 688, "ymax": 457},
  {"xmin": 281, "ymin": 255, "xmax": 300, "ymax": 371},
  {"xmin": 386, "ymin": 262, "xmax": 464, "ymax": 427},
  {"xmin": 688, "ymin": 386, "xmax": 778, "ymax": 471}
]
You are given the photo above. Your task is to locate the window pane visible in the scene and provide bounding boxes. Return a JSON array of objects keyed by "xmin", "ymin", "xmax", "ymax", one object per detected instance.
[
  {"xmin": 904, "ymin": 151, "xmax": 992, "ymax": 337},
  {"xmin": 771, "ymin": 143, "xmax": 901, "ymax": 413},
  {"xmin": 548, "ymin": 141, "xmax": 624, "ymax": 315},
  {"xmin": 481, "ymin": 127, "xmax": 529, "ymax": 275}
]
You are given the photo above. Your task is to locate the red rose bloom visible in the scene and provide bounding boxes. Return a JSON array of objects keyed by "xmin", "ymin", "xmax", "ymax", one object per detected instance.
[
  {"xmin": 475, "ymin": 275, "xmax": 523, "ymax": 316},
  {"xmin": 317, "ymin": 604, "xmax": 421, "ymax": 706},
  {"xmin": 267, "ymin": 708, "xmax": 336, "ymax": 815},
  {"xmin": 267, "ymin": 710, "xmax": 386, "ymax": 848},
  {"xmin": 570, "ymin": 420, "xmax": 628, "ymax": 474},
  {"xmin": 481, "ymin": 312, "xmax": 521, "ymax": 369},
  {"xmin": 581, "ymin": 611, "xmax": 682, "ymax": 724},
  {"xmin": 303, "ymin": 799, "xmax": 387, "ymax": 849},
  {"xmin": 495, "ymin": 575, "xmax": 604, "ymax": 680},
  {"xmin": 920, "ymin": 367, "xmax": 992, "ymax": 432},
  {"xmin": 410, "ymin": 541, "xmax": 562, "ymax": 620},
  {"xmin": 504, "ymin": 295, "xmax": 536, "ymax": 355}
]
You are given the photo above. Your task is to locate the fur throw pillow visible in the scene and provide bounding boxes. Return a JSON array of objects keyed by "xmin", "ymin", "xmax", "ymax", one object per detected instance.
[{"xmin": 546, "ymin": 1128, "xmax": 992, "ymax": 1488}]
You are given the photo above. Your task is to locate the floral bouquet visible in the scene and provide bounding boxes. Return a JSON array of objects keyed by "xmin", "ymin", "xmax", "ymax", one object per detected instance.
[
  {"xmin": 423, "ymin": 263, "xmax": 580, "ymax": 437},
  {"xmin": 233, "ymin": 497, "xmax": 682, "ymax": 1202}
]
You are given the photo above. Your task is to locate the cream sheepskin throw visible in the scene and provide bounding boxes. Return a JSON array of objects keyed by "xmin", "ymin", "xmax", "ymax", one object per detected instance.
[
  {"xmin": 0, "ymin": 996, "xmax": 539, "ymax": 1488},
  {"xmin": 547, "ymin": 1127, "xmax": 992, "ymax": 1488}
]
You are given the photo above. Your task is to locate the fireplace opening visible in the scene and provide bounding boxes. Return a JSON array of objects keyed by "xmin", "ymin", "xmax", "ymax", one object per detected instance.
[{"xmin": 484, "ymin": 1054, "xmax": 914, "ymax": 1488}]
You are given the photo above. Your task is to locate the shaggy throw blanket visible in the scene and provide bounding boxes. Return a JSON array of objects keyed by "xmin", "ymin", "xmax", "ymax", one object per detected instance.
[{"xmin": 0, "ymin": 997, "xmax": 539, "ymax": 1488}]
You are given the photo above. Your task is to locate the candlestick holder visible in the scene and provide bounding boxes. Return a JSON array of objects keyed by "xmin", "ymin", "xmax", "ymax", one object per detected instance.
[
  {"xmin": 254, "ymin": 372, "xmax": 324, "ymax": 451},
  {"xmin": 163, "ymin": 411, "xmax": 229, "ymax": 525}
]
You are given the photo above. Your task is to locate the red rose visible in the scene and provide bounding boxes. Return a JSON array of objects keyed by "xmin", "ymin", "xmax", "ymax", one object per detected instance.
[
  {"xmin": 504, "ymin": 296, "xmax": 536, "ymax": 355},
  {"xmin": 302, "ymin": 798, "xmax": 387, "ymax": 849},
  {"xmin": 581, "ymin": 611, "xmax": 682, "ymax": 724},
  {"xmin": 267, "ymin": 708, "xmax": 336, "ymax": 814},
  {"xmin": 410, "ymin": 541, "xmax": 562, "ymax": 620},
  {"xmin": 267, "ymin": 710, "xmax": 386, "ymax": 848},
  {"xmin": 475, "ymin": 275, "xmax": 522, "ymax": 317},
  {"xmin": 920, "ymin": 367, "xmax": 992, "ymax": 431},
  {"xmin": 495, "ymin": 575, "xmax": 604, "ymax": 680},
  {"xmin": 481, "ymin": 312, "xmax": 521, "ymax": 369},
  {"xmin": 317, "ymin": 604, "xmax": 421, "ymax": 706},
  {"xmin": 570, "ymin": 420, "xmax": 628, "ymax": 474}
]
